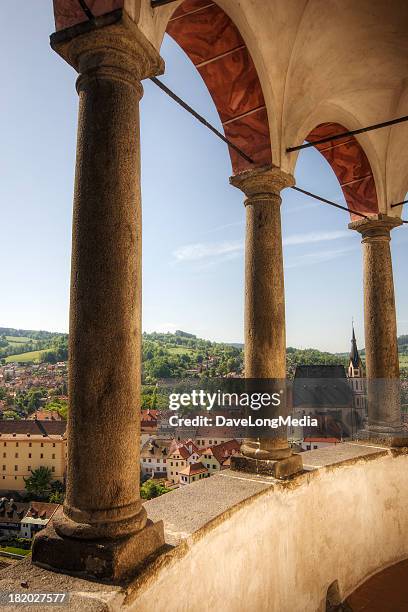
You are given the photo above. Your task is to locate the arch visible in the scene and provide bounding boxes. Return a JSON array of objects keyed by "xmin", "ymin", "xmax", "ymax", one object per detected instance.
[
  {"xmin": 164, "ymin": 0, "xmax": 272, "ymax": 174},
  {"xmin": 53, "ymin": 0, "xmax": 273, "ymax": 174},
  {"xmin": 306, "ymin": 122, "xmax": 379, "ymax": 219}
]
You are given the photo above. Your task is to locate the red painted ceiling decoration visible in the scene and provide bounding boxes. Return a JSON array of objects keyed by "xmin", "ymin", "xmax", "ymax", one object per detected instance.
[
  {"xmin": 307, "ymin": 123, "xmax": 379, "ymax": 218},
  {"xmin": 53, "ymin": 0, "xmax": 123, "ymax": 31},
  {"xmin": 166, "ymin": 0, "xmax": 272, "ymax": 173}
]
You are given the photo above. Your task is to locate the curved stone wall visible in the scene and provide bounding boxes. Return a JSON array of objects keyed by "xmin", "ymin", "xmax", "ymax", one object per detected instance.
[{"xmin": 127, "ymin": 447, "xmax": 408, "ymax": 612}]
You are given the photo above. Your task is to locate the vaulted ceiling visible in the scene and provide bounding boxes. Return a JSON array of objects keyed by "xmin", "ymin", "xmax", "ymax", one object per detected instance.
[{"xmin": 52, "ymin": 0, "xmax": 408, "ymax": 217}]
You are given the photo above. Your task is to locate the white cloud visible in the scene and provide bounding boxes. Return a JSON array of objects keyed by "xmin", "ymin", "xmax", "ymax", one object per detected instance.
[
  {"xmin": 173, "ymin": 240, "xmax": 243, "ymax": 262},
  {"xmin": 283, "ymin": 230, "xmax": 350, "ymax": 246},
  {"xmin": 172, "ymin": 230, "xmax": 352, "ymax": 266}
]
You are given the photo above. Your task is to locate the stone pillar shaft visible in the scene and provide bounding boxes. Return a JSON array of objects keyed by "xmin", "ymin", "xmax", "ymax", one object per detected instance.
[
  {"xmin": 245, "ymin": 191, "xmax": 286, "ymax": 380},
  {"xmin": 32, "ymin": 11, "xmax": 165, "ymax": 582},
  {"xmin": 349, "ymin": 214, "xmax": 403, "ymax": 437},
  {"xmin": 229, "ymin": 166, "xmax": 302, "ymax": 477},
  {"xmin": 66, "ymin": 50, "xmax": 144, "ymax": 532}
]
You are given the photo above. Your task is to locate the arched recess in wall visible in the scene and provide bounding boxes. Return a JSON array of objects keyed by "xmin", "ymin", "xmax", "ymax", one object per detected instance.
[
  {"xmin": 164, "ymin": 0, "xmax": 272, "ymax": 174},
  {"xmin": 306, "ymin": 123, "xmax": 379, "ymax": 220}
]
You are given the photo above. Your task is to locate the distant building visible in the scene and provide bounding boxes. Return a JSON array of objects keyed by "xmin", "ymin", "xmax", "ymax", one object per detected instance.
[
  {"xmin": 199, "ymin": 440, "xmax": 241, "ymax": 474},
  {"xmin": 0, "ymin": 497, "xmax": 60, "ymax": 538},
  {"xmin": 28, "ymin": 410, "xmax": 63, "ymax": 421},
  {"xmin": 293, "ymin": 364, "xmax": 353, "ymax": 440},
  {"xmin": 167, "ymin": 441, "xmax": 200, "ymax": 484},
  {"xmin": 20, "ymin": 502, "xmax": 61, "ymax": 539},
  {"xmin": 140, "ymin": 437, "xmax": 172, "ymax": 479},
  {"xmin": 179, "ymin": 462, "xmax": 209, "ymax": 485},
  {"xmin": 0, "ymin": 420, "xmax": 67, "ymax": 493},
  {"xmin": 347, "ymin": 325, "xmax": 367, "ymax": 414}
]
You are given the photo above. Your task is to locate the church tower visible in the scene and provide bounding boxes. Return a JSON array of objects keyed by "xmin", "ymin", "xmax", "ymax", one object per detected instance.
[
  {"xmin": 348, "ymin": 324, "xmax": 363, "ymax": 378},
  {"xmin": 347, "ymin": 324, "xmax": 366, "ymax": 415}
]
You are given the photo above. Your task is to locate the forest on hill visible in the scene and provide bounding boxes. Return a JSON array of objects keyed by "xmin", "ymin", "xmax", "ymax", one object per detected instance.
[{"xmin": 2, "ymin": 327, "xmax": 407, "ymax": 380}]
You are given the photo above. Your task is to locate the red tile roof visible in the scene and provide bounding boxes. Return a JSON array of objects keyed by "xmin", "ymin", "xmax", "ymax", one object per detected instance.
[
  {"xmin": 179, "ymin": 462, "xmax": 208, "ymax": 477},
  {"xmin": 200, "ymin": 440, "xmax": 241, "ymax": 464},
  {"xmin": 0, "ymin": 420, "xmax": 66, "ymax": 437}
]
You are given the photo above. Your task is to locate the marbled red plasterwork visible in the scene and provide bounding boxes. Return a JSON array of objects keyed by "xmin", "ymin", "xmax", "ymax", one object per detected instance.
[
  {"xmin": 167, "ymin": 1, "xmax": 272, "ymax": 173},
  {"xmin": 53, "ymin": 0, "xmax": 123, "ymax": 31},
  {"xmin": 307, "ymin": 123, "xmax": 379, "ymax": 218}
]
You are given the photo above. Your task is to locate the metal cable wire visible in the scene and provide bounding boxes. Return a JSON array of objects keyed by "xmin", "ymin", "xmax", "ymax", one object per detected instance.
[
  {"xmin": 67, "ymin": 5, "xmax": 408, "ymax": 224},
  {"xmin": 78, "ymin": 0, "xmax": 94, "ymax": 20}
]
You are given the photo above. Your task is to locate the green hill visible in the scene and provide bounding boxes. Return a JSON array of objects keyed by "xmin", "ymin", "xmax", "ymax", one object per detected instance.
[{"xmin": 1, "ymin": 327, "xmax": 407, "ymax": 379}]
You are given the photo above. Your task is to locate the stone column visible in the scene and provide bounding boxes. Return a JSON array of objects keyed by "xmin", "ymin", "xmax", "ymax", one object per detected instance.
[
  {"xmin": 32, "ymin": 11, "xmax": 165, "ymax": 582},
  {"xmin": 349, "ymin": 214, "xmax": 404, "ymax": 445},
  {"xmin": 229, "ymin": 166, "xmax": 302, "ymax": 478}
]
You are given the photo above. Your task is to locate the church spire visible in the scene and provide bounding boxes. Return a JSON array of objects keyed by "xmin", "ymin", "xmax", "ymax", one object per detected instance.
[{"xmin": 350, "ymin": 322, "xmax": 361, "ymax": 369}]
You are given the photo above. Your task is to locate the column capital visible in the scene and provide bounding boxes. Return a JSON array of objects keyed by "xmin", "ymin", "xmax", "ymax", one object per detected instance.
[
  {"xmin": 230, "ymin": 165, "xmax": 294, "ymax": 203},
  {"xmin": 50, "ymin": 9, "xmax": 164, "ymax": 91},
  {"xmin": 348, "ymin": 214, "xmax": 403, "ymax": 242}
]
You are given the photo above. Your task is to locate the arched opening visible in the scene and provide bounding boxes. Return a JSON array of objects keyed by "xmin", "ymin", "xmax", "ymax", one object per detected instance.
[
  {"xmin": 165, "ymin": 0, "xmax": 272, "ymax": 173},
  {"xmin": 306, "ymin": 122, "xmax": 379, "ymax": 219},
  {"xmin": 283, "ymin": 144, "xmax": 363, "ymax": 352}
]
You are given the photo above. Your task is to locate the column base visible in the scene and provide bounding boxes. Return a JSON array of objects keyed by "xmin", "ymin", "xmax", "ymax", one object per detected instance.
[
  {"xmin": 230, "ymin": 453, "xmax": 303, "ymax": 479},
  {"xmin": 355, "ymin": 428, "xmax": 408, "ymax": 448},
  {"xmin": 32, "ymin": 518, "xmax": 165, "ymax": 584}
]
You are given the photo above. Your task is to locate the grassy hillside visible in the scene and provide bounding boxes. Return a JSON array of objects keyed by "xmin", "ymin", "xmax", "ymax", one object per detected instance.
[
  {"xmin": 0, "ymin": 328, "xmax": 67, "ymax": 364},
  {"xmin": 4, "ymin": 349, "xmax": 48, "ymax": 364}
]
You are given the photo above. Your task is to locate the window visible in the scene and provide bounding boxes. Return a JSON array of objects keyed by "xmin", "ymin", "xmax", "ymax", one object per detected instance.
[
  {"xmin": 28, "ymin": 453, "xmax": 32, "ymax": 459},
  {"xmin": 41, "ymin": 443, "xmax": 44, "ymax": 447},
  {"xmin": 2, "ymin": 453, "xmax": 5, "ymax": 458},
  {"xmin": 52, "ymin": 453, "xmax": 55, "ymax": 460},
  {"xmin": 16, "ymin": 442, "xmax": 19, "ymax": 447},
  {"xmin": 15, "ymin": 453, "xmax": 18, "ymax": 458},
  {"xmin": 14, "ymin": 465, "xmax": 18, "ymax": 471},
  {"xmin": 3, "ymin": 443, "xmax": 6, "ymax": 447},
  {"xmin": 40, "ymin": 453, "xmax": 43, "ymax": 459},
  {"xmin": 29, "ymin": 442, "xmax": 32, "ymax": 447},
  {"xmin": 28, "ymin": 466, "xmax": 31, "ymax": 471},
  {"xmin": 15, "ymin": 476, "xmax": 17, "ymax": 480},
  {"xmin": 52, "ymin": 467, "xmax": 55, "ymax": 472},
  {"xmin": 2, "ymin": 466, "xmax": 5, "ymax": 471},
  {"xmin": 52, "ymin": 443, "xmax": 56, "ymax": 447}
]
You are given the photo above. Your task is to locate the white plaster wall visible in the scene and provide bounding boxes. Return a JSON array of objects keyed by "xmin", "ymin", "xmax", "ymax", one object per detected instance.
[{"xmin": 129, "ymin": 452, "xmax": 408, "ymax": 612}]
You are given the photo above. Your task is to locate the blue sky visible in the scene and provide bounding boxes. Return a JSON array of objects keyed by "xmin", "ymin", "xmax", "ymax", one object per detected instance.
[{"xmin": 0, "ymin": 2, "xmax": 406, "ymax": 352}]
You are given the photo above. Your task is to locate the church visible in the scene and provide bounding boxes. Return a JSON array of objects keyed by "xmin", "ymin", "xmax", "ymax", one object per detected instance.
[{"xmin": 347, "ymin": 325, "xmax": 367, "ymax": 414}]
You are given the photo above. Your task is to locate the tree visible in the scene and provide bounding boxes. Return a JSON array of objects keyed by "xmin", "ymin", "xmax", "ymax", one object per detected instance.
[
  {"xmin": 44, "ymin": 399, "xmax": 68, "ymax": 420},
  {"xmin": 49, "ymin": 491, "xmax": 64, "ymax": 504},
  {"xmin": 2, "ymin": 410, "xmax": 21, "ymax": 420},
  {"xmin": 24, "ymin": 466, "xmax": 53, "ymax": 497},
  {"xmin": 140, "ymin": 480, "xmax": 170, "ymax": 500}
]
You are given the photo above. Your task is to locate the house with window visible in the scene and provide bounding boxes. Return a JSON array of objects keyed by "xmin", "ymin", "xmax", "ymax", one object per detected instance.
[
  {"xmin": 0, "ymin": 420, "xmax": 66, "ymax": 493},
  {"xmin": 140, "ymin": 438, "xmax": 172, "ymax": 478},
  {"xmin": 199, "ymin": 440, "xmax": 241, "ymax": 474},
  {"xmin": 179, "ymin": 462, "xmax": 209, "ymax": 485}
]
